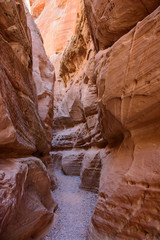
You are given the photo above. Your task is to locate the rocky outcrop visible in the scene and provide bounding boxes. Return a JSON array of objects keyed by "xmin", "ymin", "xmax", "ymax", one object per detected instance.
[
  {"xmin": 0, "ymin": 1, "xmax": 56, "ymax": 239},
  {"xmin": 87, "ymin": 6, "xmax": 160, "ymax": 240},
  {"xmin": 0, "ymin": 157, "xmax": 57, "ymax": 240},
  {"xmin": 84, "ymin": 0, "xmax": 160, "ymax": 50},
  {"xmin": 61, "ymin": 150, "xmax": 84, "ymax": 176}
]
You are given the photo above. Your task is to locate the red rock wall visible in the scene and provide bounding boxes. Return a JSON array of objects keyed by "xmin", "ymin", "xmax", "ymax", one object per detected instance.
[
  {"xmin": 0, "ymin": 1, "xmax": 56, "ymax": 239},
  {"xmin": 34, "ymin": 0, "xmax": 81, "ymax": 57},
  {"xmin": 84, "ymin": 0, "xmax": 160, "ymax": 50}
]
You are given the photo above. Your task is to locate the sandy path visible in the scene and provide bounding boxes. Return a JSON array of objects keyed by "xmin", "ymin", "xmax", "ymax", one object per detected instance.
[{"xmin": 42, "ymin": 170, "xmax": 97, "ymax": 240}]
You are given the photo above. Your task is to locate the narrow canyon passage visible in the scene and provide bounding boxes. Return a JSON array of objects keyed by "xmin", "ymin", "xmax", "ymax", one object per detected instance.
[
  {"xmin": 42, "ymin": 170, "xmax": 97, "ymax": 240},
  {"xmin": 1, "ymin": 1, "xmax": 160, "ymax": 240}
]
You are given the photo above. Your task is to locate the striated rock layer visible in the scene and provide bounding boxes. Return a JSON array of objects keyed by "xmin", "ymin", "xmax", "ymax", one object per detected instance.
[
  {"xmin": 87, "ymin": 6, "xmax": 160, "ymax": 240},
  {"xmin": 0, "ymin": 1, "xmax": 56, "ymax": 239},
  {"xmin": 84, "ymin": 0, "xmax": 160, "ymax": 50}
]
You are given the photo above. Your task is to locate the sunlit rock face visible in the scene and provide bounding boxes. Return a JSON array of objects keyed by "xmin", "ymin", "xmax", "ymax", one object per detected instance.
[
  {"xmin": 34, "ymin": 0, "xmax": 104, "ymax": 192},
  {"xmin": 0, "ymin": 1, "xmax": 56, "ymax": 239},
  {"xmin": 84, "ymin": 0, "xmax": 160, "ymax": 50},
  {"xmin": 33, "ymin": 0, "xmax": 81, "ymax": 57},
  {"xmin": 87, "ymin": 6, "xmax": 160, "ymax": 240}
]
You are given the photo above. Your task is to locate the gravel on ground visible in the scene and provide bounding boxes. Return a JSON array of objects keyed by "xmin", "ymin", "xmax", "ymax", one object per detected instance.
[{"xmin": 41, "ymin": 170, "xmax": 98, "ymax": 240}]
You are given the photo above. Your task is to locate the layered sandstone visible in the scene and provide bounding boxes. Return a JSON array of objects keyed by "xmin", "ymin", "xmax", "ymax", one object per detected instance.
[
  {"xmin": 0, "ymin": 1, "xmax": 56, "ymax": 239},
  {"xmin": 84, "ymin": 0, "xmax": 160, "ymax": 50},
  {"xmin": 87, "ymin": 6, "xmax": 160, "ymax": 240}
]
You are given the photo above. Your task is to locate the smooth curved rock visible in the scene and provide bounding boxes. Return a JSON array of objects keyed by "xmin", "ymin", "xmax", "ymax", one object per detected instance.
[
  {"xmin": 0, "ymin": 157, "xmax": 57, "ymax": 240},
  {"xmin": 27, "ymin": 10, "xmax": 55, "ymax": 147},
  {"xmin": 0, "ymin": 1, "xmax": 56, "ymax": 239},
  {"xmin": 88, "ymin": 6, "xmax": 160, "ymax": 240},
  {"xmin": 31, "ymin": 0, "xmax": 45, "ymax": 18},
  {"xmin": 0, "ymin": 1, "xmax": 48, "ymax": 157}
]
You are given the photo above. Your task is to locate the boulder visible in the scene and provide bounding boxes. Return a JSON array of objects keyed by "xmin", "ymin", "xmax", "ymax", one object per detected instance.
[
  {"xmin": 80, "ymin": 149, "xmax": 104, "ymax": 193},
  {"xmin": 61, "ymin": 150, "xmax": 84, "ymax": 176},
  {"xmin": 0, "ymin": 157, "xmax": 57, "ymax": 240},
  {"xmin": 0, "ymin": 1, "xmax": 56, "ymax": 239}
]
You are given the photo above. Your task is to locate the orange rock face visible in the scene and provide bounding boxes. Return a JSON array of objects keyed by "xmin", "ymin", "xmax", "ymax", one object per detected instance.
[
  {"xmin": 30, "ymin": 0, "xmax": 45, "ymax": 18},
  {"xmin": 0, "ymin": 1, "xmax": 56, "ymax": 239},
  {"xmin": 34, "ymin": 0, "xmax": 80, "ymax": 57},
  {"xmin": 84, "ymin": 0, "xmax": 160, "ymax": 50},
  {"xmin": 88, "ymin": 6, "xmax": 160, "ymax": 240}
]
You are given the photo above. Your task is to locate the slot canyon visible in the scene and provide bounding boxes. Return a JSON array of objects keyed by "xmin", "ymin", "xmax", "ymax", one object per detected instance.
[{"xmin": 1, "ymin": 0, "xmax": 160, "ymax": 239}]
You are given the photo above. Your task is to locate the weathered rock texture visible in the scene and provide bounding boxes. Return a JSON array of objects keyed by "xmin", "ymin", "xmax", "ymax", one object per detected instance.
[
  {"xmin": 84, "ymin": 0, "xmax": 160, "ymax": 51},
  {"xmin": 87, "ymin": 5, "xmax": 160, "ymax": 240},
  {"xmin": 0, "ymin": 1, "xmax": 56, "ymax": 239}
]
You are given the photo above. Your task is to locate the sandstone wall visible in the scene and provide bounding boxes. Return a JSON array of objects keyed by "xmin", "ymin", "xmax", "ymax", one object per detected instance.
[
  {"xmin": 0, "ymin": 1, "xmax": 56, "ymax": 239},
  {"xmin": 86, "ymin": 3, "xmax": 160, "ymax": 240},
  {"xmin": 50, "ymin": 0, "xmax": 105, "ymax": 193},
  {"xmin": 34, "ymin": 0, "xmax": 81, "ymax": 57},
  {"xmin": 84, "ymin": 0, "xmax": 160, "ymax": 50}
]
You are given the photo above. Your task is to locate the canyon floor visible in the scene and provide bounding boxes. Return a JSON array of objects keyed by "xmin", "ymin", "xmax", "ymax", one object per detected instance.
[{"xmin": 41, "ymin": 170, "xmax": 97, "ymax": 240}]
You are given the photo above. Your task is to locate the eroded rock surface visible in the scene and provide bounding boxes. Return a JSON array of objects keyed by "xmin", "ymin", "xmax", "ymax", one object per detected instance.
[
  {"xmin": 84, "ymin": 0, "xmax": 160, "ymax": 50},
  {"xmin": 0, "ymin": 1, "xmax": 56, "ymax": 239},
  {"xmin": 49, "ymin": 0, "xmax": 106, "ymax": 192},
  {"xmin": 88, "ymin": 6, "xmax": 160, "ymax": 240}
]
